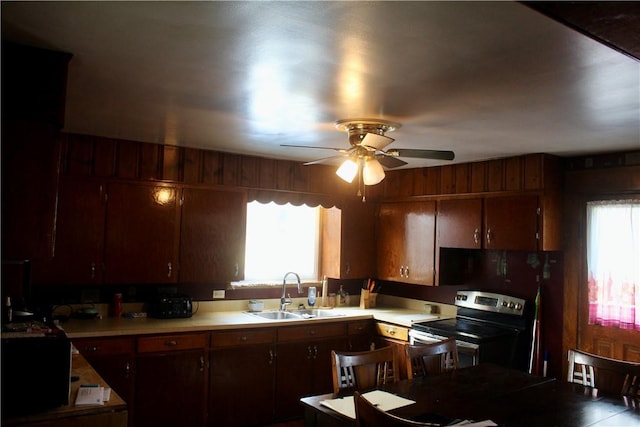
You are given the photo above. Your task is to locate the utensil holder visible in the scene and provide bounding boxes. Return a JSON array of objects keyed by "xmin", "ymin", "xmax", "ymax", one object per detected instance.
[
  {"xmin": 369, "ymin": 293, "xmax": 378, "ymax": 308},
  {"xmin": 360, "ymin": 290, "xmax": 370, "ymax": 309}
]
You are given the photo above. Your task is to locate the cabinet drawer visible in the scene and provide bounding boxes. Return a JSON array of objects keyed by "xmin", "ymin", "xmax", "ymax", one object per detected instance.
[
  {"xmin": 278, "ymin": 323, "xmax": 345, "ymax": 342},
  {"xmin": 75, "ymin": 337, "xmax": 136, "ymax": 355},
  {"xmin": 376, "ymin": 322, "xmax": 409, "ymax": 342},
  {"xmin": 137, "ymin": 333, "xmax": 208, "ymax": 353},
  {"xmin": 210, "ymin": 329, "xmax": 276, "ymax": 348},
  {"xmin": 348, "ymin": 320, "xmax": 373, "ymax": 335}
]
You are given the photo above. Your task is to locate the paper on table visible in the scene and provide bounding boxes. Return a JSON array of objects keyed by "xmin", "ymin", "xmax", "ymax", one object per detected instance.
[
  {"xmin": 75, "ymin": 385, "xmax": 105, "ymax": 406},
  {"xmin": 449, "ymin": 420, "xmax": 498, "ymax": 426},
  {"xmin": 320, "ymin": 390, "xmax": 416, "ymax": 419}
]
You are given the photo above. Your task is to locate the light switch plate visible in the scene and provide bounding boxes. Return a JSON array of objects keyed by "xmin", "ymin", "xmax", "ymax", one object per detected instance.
[{"xmin": 212, "ymin": 290, "xmax": 225, "ymax": 299}]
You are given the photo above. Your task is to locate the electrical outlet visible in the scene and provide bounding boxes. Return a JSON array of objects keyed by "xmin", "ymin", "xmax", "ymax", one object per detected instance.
[{"xmin": 212, "ymin": 290, "xmax": 225, "ymax": 299}]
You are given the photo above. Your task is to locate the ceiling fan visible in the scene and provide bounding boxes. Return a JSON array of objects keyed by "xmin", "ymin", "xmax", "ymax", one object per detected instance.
[{"xmin": 282, "ymin": 118, "xmax": 455, "ymax": 188}]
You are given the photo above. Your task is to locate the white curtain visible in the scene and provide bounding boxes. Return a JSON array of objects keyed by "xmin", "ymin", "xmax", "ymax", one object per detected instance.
[{"xmin": 586, "ymin": 200, "xmax": 640, "ymax": 330}]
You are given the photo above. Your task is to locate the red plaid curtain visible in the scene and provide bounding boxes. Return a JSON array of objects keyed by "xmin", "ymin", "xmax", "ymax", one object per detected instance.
[{"xmin": 587, "ymin": 200, "xmax": 640, "ymax": 331}]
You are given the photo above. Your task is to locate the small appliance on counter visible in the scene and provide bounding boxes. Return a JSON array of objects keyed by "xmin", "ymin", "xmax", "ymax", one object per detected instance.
[{"xmin": 147, "ymin": 294, "xmax": 193, "ymax": 319}]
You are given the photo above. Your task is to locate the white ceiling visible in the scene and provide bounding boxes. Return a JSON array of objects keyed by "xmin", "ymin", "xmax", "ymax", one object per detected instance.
[{"xmin": 2, "ymin": 1, "xmax": 639, "ymax": 169}]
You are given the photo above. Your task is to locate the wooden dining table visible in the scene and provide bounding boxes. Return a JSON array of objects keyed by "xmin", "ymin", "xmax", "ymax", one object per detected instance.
[{"xmin": 300, "ymin": 363, "xmax": 640, "ymax": 427}]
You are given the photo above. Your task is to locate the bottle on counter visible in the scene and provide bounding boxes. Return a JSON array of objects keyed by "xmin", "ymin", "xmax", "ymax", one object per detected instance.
[
  {"xmin": 113, "ymin": 293, "xmax": 123, "ymax": 317},
  {"xmin": 338, "ymin": 285, "xmax": 346, "ymax": 307},
  {"xmin": 4, "ymin": 296, "xmax": 13, "ymax": 323}
]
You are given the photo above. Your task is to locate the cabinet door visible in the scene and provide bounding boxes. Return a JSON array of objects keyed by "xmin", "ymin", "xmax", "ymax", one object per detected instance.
[
  {"xmin": 436, "ymin": 198, "xmax": 483, "ymax": 249},
  {"xmin": 275, "ymin": 341, "xmax": 316, "ymax": 420},
  {"xmin": 45, "ymin": 179, "xmax": 106, "ymax": 284},
  {"xmin": 377, "ymin": 202, "xmax": 436, "ymax": 285},
  {"xmin": 341, "ymin": 202, "xmax": 376, "ymax": 278},
  {"xmin": 74, "ymin": 337, "xmax": 136, "ymax": 427},
  {"xmin": 376, "ymin": 203, "xmax": 406, "ymax": 281},
  {"xmin": 179, "ymin": 188, "xmax": 246, "ymax": 282},
  {"xmin": 484, "ymin": 196, "xmax": 539, "ymax": 251},
  {"xmin": 135, "ymin": 349, "xmax": 207, "ymax": 427},
  {"xmin": 104, "ymin": 182, "xmax": 180, "ymax": 283},
  {"xmin": 209, "ymin": 344, "xmax": 275, "ymax": 426}
]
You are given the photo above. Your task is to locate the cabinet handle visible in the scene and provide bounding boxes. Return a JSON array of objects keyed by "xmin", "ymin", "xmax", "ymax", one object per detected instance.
[
  {"xmin": 473, "ymin": 228, "xmax": 480, "ymax": 244},
  {"xmin": 486, "ymin": 228, "xmax": 493, "ymax": 244},
  {"xmin": 90, "ymin": 262, "xmax": 96, "ymax": 279},
  {"xmin": 269, "ymin": 349, "xmax": 275, "ymax": 364},
  {"xmin": 124, "ymin": 362, "xmax": 131, "ymax": 378},
  {"xmin": 199, "ymin": 355, "xmax": 205, "ymax": 372},
  {"xmin": 167, "ymin": 262, "xmax": 173, "ymax": 278},
  {"xmin": 307, "ymin": 346, "xmax": 313, "ymax": 359},
  {"xmin": 239, "ymin": 336, "xmax": 248, "ymax": 342},
  {"xmin": 165, "ymin": 340, "xmax": 178, "ymax": 347},
  {"xmin": 313, "ymin": 345, "xmax": 318, "ymax": 359},
  {"xmin": 387, "ymin": 329, "xmax": 396, "ymax": 335},
  {"xmin": 89, "ymin": 346, "xmax": 99, "ymax": 352},
  {"xmin": 234, "ymin": 263, "xmax": 239, "ymax": 277},
  {"xmin": 345, "ymin": 262, "xmax": 351, "ymax": 275},
  {"xmin": 399, "ymin": 266, "xmax": 404, "ymax": 277},
  {"xmin": 405, "ymin": 266, "xmax": 409, "ymax": 278}
]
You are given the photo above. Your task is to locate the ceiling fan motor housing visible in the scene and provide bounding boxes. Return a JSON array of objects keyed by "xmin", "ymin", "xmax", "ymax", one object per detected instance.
[{"xmin": 335, "ymin": 119, "xmax": 401, "ymax": 147}]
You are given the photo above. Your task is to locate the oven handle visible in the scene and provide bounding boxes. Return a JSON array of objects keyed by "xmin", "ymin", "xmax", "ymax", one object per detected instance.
[{"xmin": 409, "ymin": 329, "xmax": 479, "ymax": 350}]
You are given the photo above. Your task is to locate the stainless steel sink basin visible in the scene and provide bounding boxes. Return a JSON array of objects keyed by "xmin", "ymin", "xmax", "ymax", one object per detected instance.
[
  {"xmin": 245, "ymin": 310, "xmax": 303, "ymax": 320},
  {"xmin": 290, "ymin": 309, "xmax": 345, "ymax": 319},
  {"xmin": 245, "ymin": 309, "xmax": 344, "ymax": 320}
]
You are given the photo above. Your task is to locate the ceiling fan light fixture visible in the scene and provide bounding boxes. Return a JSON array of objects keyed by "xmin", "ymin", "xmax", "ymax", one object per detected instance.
[
  {"xmin": 336, "ymin": 158, "xmax": 358, "ymax": 183},
  {"xmin": 363, "ymin": 158, "xmax": 385, "ymax": 185}
]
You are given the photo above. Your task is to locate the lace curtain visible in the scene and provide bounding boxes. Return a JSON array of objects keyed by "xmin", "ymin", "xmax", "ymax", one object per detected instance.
[{"xmin": 587, "ymin": 200, "xmax": 640, "ymax": 330}]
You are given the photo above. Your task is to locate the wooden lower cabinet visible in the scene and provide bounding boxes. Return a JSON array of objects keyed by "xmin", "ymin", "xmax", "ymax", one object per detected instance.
[
  {"xmin": 275, "ymin": 323, "xmax": 347, "ymax": 420},
  {"xmin": 73, "ymin": 337, "xmax": 136, "ymax": 427},
  {"xmin": 209, "ymin": 329, "xmax": 277, "ymax": 427},
  {"xmin": 134, "ymin": 333, "xmax": 208, "ymax": 427},
  {"xmin": 375, "ymin": 322, "xmax": 410, "ymax": 380}
]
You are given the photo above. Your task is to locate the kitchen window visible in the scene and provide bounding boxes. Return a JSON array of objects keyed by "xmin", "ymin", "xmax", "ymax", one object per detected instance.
[
  {"xmin": 241, "ymin": 201, "xmax": 320, "ymax": 283},
  {"xmin": 586, "ymin": 200, "xmax": 640, "ymax": 330}
]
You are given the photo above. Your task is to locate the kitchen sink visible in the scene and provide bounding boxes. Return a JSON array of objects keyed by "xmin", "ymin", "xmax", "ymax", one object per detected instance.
[
  {"xmin": 290, "ymin": 308, "xmax": 345, "ymax": 319},
  {"xmin": 245, "ymin": 310, "xmax": 303, "ymax": 320},
  {"xmin": 245, "ymin": 309, "xmax": 345, "ymax": 320}
]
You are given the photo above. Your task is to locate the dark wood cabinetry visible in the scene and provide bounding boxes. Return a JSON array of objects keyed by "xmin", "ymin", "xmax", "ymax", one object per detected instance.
[
  {"xmin": 209, "ymin": 328, "xmax": 276, "ymax": 427},
  {"xmin": 44, "ymin": 179, "xmax": 106, "ymax": 284},
  {"xmin": 275, "ymin": 323, "xmax": 347, "ymax": 420},
  {"xmin": 484, "ymin": 195, "xmax": 539, "ymax": 251},
  {"xmin": 105, "ymin": 182, "xmax": 180, "ymax": 284},
  {"xmin": 179, "ymin": 187, "xmax": 246, "ymax": 282},
  {"xmin": 437, "ymin": 195, "xmax": 540, "ymax": 252},
  {"xmin": 377, "ymin": 201, "xmax": 436, "ymax": 285},
  {"xmin": 73, "ymin": 337, "xmax": 136, "ymax": 427},
  {"xmin": 321, "ymin": 202, "xmax": 375, "ymax": 279},
  {"xmin": 135, "ymin": 333, "xmax": 208, "ymax": 427}
]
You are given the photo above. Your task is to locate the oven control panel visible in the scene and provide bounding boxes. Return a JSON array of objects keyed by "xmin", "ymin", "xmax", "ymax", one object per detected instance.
[{"xmin": 455, "ymin": 290, "xmax": 525, "ymax": 316}]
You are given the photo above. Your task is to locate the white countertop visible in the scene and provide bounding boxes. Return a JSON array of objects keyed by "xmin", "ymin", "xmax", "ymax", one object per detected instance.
[{"xmin": 60, "ymin": 304, "xmax": 451, "ymax": 339}]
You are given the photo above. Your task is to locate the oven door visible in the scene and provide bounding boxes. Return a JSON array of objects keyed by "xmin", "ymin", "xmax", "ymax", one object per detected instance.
[{"xmin": 408, "ymin": 329, "xmax": 479, "ymax": 368}]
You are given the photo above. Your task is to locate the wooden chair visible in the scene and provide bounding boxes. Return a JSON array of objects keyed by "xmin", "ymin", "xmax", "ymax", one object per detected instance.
[
  {"xmin": 354, "ymin": 390, "xmax": 433, "ymax": 427},
  {"xmin": 331, "ymin": 346, "xmax": 398, "ymax": 394},
  {"xmin": 405, "ymin": 337, "xmax": 459, "ymax": 379},
  {"xmin": 567, "ymin": 348, "xmax": 640, "ymax": 398}
]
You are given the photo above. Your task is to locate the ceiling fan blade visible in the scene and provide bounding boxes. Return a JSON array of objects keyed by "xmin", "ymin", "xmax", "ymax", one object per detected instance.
[
  {"xmin": 360, "ymin": 133, "xmax": 395, "ymax": 151},
  {"xmin": 281, "ymin": 144, "xmax": 348, "ymax": 153},
  {"xmin": 386, "ymin": 148, "xmax": 455, "ymax": 161},
  {"xmin": 377, "ymin": 155, "xmax": 408, "ymax": 169},
  {"xmin": 304, "ymin": 154, "xmax": 348, "ymax": 166}
]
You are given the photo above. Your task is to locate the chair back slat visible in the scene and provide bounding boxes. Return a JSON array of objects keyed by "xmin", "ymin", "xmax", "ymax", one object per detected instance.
[
  {"xmin": 567, "ymin": 348, "xmax": 640, "ymax": 398},
  {"xmin": 405, "ymin": 337, "xmax": 459, "ymax": 379},
  {"xmin": 332, "ymin": 347, "xmax": 398, "ymax": 394}
]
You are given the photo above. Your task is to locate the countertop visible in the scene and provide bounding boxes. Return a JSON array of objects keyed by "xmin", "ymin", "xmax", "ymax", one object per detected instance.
[{"xmin": 60, "ymin": 304, "xmax": 449, "ymax": 339}]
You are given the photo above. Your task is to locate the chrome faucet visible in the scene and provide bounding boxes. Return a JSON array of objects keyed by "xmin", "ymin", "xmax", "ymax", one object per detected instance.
[{"xmin": 280, "ymin": 272, "xmax": 302, "ymax": 311}]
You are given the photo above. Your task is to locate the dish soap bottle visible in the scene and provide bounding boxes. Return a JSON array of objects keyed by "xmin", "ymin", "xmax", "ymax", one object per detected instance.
[{"xmin": 338, "ymin": 285, "xmax": 346, "ymax": 307}]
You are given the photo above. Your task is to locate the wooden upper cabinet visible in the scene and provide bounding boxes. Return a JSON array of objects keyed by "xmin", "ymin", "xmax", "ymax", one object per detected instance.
[
  {"xmin": 484, "ymin": 195, "xmax": 539, "ymax": 251},
  {"xmin": 104, "ymin": 182, "xmax": 180, "ymax": 284},
  {"xmin": 321, "ymin": 202, "xmax": 375, "ymax": 279},
  {"xmin": 436, "ymin": 199, "xmax": 483, "ymax": 249},
  {"xmin": 179, "ymin": 187, "xmax": 246, "ymax": 283},
  {"xmin": 44, "ymin": 178, "xmax": 106, "ymax": 284},
  {"xmin": 377, "ymin": 201, "xmax": 436, "ymax": 285}
]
